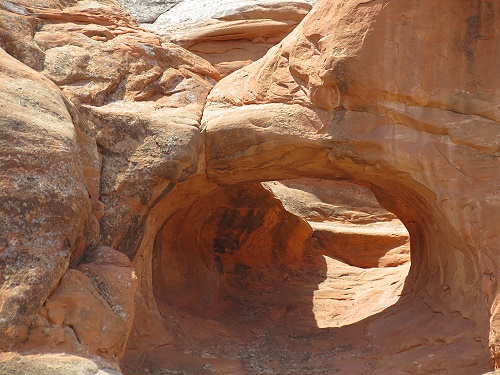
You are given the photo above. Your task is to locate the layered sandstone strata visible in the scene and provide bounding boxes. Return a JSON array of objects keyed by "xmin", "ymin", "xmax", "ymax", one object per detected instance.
[
  {"xmin": 136, "ymin": 0, "xmax": 315, "ymax": 77},
  {"xmin": 266, "ymin": 179, "xmax": 411, "ymax": 268}
]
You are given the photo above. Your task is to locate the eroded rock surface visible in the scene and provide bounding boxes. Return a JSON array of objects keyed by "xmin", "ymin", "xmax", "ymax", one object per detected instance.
[
  {"xmin": 0, "ymin": 353, "xmax": 121, "ymax": 375},
  {"xmin": 0, "ymin": 47, "xmax": 96, "ymax": 350},
  {"xmin": 123, "ymin": 182, "xmax": 412, "ymax": 374},
  {"xmin": 0, "ymin": 0, "xmax": 498, "ymax": 374},
  {"xmin": 202, "ymin": 0, "xmax": 500, "ymax": 372},
  {"xmin": 26, "ymin": 0, "xmax": 217, "ymax": 260},
  {"xmin": 0, "ymin": 0, "xmax": 215, "ymax": 372},
  {"xmin": 130, "ymin": 0, "xmax": 315, "ymax": 77},
  {"xmin": 21, "ymin": 247, "xmax": 137, "ymax": 362},
  {"xmin": 266, "ymin": 179, "xmax": 411, "ymax": 267}
]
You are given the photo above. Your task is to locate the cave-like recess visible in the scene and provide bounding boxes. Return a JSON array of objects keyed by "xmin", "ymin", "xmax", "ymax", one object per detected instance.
[{"xmin": 122, "ymin": 176, "xmax": 490, "ymax": 374}]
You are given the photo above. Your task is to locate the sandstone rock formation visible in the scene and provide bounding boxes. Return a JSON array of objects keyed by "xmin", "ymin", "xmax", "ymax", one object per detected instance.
[
  {"xmin": 0, "ymin": 47, "xmax": 97, "ymax": 351},
  {"xmin": 121, "ymin": 181, "xmax": 413, "ymax": 374},
  {"xmin": 0, "ymin": 0, "xmax": 498, "ymax": 374},
  {"xmin": 266, "ymin": 179, "xmax": 411, "ymax": 268},
  {"xmin": 20, "ymin": 246, "xmax": 137, "ymax": 363},
  {"xmin": 136, "ymin": 0, "xmax": 315, "ymax": 77},
  {"xmin": 152, "ymin": 183, "xmax": 312, "ymax": 311},
  {"xmin": 203, "ymin": 0, "xmax": 500, "ymax": 372},
  {"xmin": 0, "ymin": 0, "xmax": 216, "ymax": 371}
]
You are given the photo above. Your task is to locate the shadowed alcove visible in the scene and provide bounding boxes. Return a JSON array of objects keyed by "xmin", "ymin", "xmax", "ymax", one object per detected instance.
[
  {"xmin": 152, "ymin": 179, "xmax": 411, "ymax": 373},
  {"xmin": 122, "ymin": 172, "xmax": 490, "ymax": 374}
]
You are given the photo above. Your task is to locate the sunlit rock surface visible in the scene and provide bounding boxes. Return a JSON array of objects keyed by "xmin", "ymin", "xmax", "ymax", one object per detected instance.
[{"xmin": 0, "ymin": 0, "xmax": 498, "ymax": 374}]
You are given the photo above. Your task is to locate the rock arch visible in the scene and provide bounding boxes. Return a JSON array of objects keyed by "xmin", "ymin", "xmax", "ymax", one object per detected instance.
[
  {"xmin": 0, "ymin": 0, "xmax": 498, "ymax": 373},
  {"xmin": 81, "ymin": 0, "xmax": 500, "ymax": 371},
  {"xmin": 198, "ymin": 0, "xmax": 500, "ymax": 368}
]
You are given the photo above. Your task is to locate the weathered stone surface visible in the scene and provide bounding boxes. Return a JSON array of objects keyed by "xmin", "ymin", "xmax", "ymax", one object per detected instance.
[
  {"xmin": 0, "ymin": 48, "xmax": 96, "ymax": 350},
  {"xmin": 152, "ymin": 183, "xmax": 312, "ymax": 311},
  {"xmin": 81, "ymin": 103, "xmax": 207, "ymax": 258},
  {"xmin": 0, "ymin": 0, "xmax": 216, "ymax": 371},
  {"xmin": 0, "ymin": 353, "xmax": 122, "ymax": 375},
  {"xmin": 311, "ymin": 221, "xmax": 409, "ymax": 268},
  {"xmin": 0, "ymin": 0, "xmax": 499, "ymax": 373},
  {"xmin": 118, "ymin": 0, "xmax": 178, "ymax": 23},
  {"xmin": 123, "ymin": 182, "xmax": 413, "ymax": 374},
  {"xmin": 145, "ymin": 0, "xmax": 313, "ymax": 26},
  {"xmin": 12, "ymin": 0, "xmax": 219, "ymax": 259},
  {"xmin": 205, "ymin": 0, "xmax": 500, "ymax": 118},
  {"xmin": 266, "ymin": 179, "xmax": 411, "ymax": 267},
  {"xmin": 138, "ymin": 0, "xmax": 314, "ymax": 77},
  {"xmin": 202, "ymin": 0, "xmax": 500, "ymax": 371},
  {"xmin": 0, "ymin": 1, "xmax": 43, "ymax": 70},
  {"xmin": 265, "ymin": 179, "xmax": 398, "ymax": 223},
  {"xmin": 21, "ymin": 246, "xmax": 136, "ymax": 362}
]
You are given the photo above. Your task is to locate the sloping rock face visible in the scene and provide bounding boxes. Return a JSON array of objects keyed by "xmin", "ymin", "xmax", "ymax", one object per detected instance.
[
  {"xmin": 266, "ymin": 179, "xmax": 411, "ymax": 267},
  {"xmin": 0, "ymin": 0, "xmax": 216, "ymax": 371},
  {"xmin": 131, "ymin": 0, "xmax": 315, "ymax": 77},
  {"xmin": 119, "ymin": 0, "xmax": 179, "ymax": 23},
  {"xmin": 0, "ymin": 0, "xmax": 498, "ymax": 374},
  {"xmin": 266, "ymin": 179, "xmax": 398, "ymax": 223},
  {"xmin": 203, "ymin": 0, "xmax": 500, "ymax": 371}
]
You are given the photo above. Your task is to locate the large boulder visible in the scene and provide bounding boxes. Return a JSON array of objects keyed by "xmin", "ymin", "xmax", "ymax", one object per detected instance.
[
  {"xmin": 20, "ymin": 247, "xmax": 137, "ymax": 362},
  {"xmin": 0, "ymin": 48, "xmax": 96, "ymax": 350}
]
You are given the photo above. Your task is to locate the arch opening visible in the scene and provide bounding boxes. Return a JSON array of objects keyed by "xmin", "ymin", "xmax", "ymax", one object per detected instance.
[{"xmin": 123, "ymin": 179, "xmax": 427, "ymax": 374}]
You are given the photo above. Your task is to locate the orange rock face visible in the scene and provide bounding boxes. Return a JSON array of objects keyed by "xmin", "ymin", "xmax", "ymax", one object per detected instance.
[
  {"xmin": 0, "ymin": 0, "xmax": 498, "ymax": 374},
  {"xmin": 203, "ymin": 0, "xmax": 500, "ymax": 371},
  {"xmin": 267, "ymin": 179, "xmax": 411, "ymax": 268},
  {"xmin": 143, "ymin": 1, "xmax": 314, "ymax": 77},
  {"xmin": 0, "ymin": 0, "xmax": 214, "ymax": 368},
  {"xmin": 123, "ymin": 183, "xmax": 414, "ymax": 374},
  {"xmin": 21, "ymin": 247, "xmax": 137, "ymax": 362},
  {"xmin": 0, "ymin": 47, "xmax": 97, "ymax": 350},
  {"xmin": 152, "ymin": 183, "xmax": 311, "ymax": 312}
]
